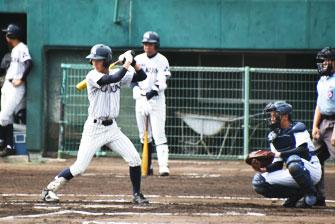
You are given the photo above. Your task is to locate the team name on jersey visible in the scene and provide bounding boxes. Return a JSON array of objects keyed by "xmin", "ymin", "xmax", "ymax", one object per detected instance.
[{"xmin": 100, "ymin": 83, "xmax": 120, "ymax": 93}]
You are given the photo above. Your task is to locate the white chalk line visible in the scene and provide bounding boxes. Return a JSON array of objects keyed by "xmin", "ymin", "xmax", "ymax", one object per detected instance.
[
  {"xmin": 2, "ymin": 193, "xmax": 335, "ymax": 203},
  {"xmin": 0, "ymin": 210, "xmax": 266, "ymax": 221}
]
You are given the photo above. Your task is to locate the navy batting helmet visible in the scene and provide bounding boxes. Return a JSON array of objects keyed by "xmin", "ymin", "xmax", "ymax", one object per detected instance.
[
  {"xmin": 86, "ymin": 44, "xmax": 112, "ymax": 68},
  {"xmin": 2, "ymin": 24, "xmax": 21, "ymax": 40},
  {"xmin": 264, "ymin": 101, "xmax": 293, "ymax": 130},
  {"xmin": 142, "ymin": 31, "xmax": 160, "ymax": 48},
  {"xmin": 316, "ymin": 47, "xmax": 335, "ymax": 76}
]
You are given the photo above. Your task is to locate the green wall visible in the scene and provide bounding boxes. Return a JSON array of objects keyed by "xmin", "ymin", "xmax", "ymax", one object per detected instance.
[{"xmin": 0, "ymin": 0, "xmax": 334, "ymax": 153}]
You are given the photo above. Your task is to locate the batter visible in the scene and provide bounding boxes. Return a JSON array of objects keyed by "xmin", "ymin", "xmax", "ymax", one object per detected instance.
[{"xmin": 41, "ymin": 44, "xmax": 149, "ymax": 204}]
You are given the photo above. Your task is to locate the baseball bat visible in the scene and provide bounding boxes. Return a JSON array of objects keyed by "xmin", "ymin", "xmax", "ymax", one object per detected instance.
[
  {"xmin": 76, "ymin": 60, "xmax": 121, "ymax": 91},
  {"xmin": 141, "ymin": 116, "xmax": 149, "ymax": 176}
]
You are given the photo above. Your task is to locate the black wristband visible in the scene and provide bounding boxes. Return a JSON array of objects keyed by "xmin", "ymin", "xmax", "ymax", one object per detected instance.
[{"xmin": 131, "ymin": 59, "xmax": 136, "ymax": 67}]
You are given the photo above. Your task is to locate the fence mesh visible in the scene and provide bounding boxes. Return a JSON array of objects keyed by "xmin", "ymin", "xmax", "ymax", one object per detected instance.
[{"xmin": 59, "ymin": 64, "xmax": 318, "ymax": 160}]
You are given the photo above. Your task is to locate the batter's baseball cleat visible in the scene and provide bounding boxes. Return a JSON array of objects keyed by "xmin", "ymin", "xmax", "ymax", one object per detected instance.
[
  {"xmin": 159, "ymin": 166, "xmax": 170, "ymax": 177},
  {"xmin": 40, "ymin": 188, "xmax": 60, "ymax": 203},
  {"xmin": 133, "ymin": 192, "xmax": 149, "ymax": 204},
  {"xmin": 0, "ymin": 147, "xmax": 15, "ymax": 157}
]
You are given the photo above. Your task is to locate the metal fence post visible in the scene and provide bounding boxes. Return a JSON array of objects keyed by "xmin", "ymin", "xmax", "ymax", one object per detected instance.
[{"xmin": 243, "ymin": 66, "xmax": 250, "ymax": 158}]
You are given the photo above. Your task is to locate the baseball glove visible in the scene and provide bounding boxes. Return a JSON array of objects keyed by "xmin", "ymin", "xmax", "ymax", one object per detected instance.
[{"xmin": 245, "ymin": 150, "xmax": 275, "ymax": 168}]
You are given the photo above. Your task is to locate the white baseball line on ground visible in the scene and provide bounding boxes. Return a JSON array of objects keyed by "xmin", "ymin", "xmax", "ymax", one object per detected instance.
[{"xmin": 1, "ymin": 193, "xmax": 334, "ymax": 221}]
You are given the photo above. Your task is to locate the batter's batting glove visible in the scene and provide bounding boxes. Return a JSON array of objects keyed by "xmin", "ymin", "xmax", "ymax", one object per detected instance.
[
  {"xmin": 133, "ymin": 86, "xmax": 146, "ymax": 100},
  {"xmin": 118, "ymin": 54, "xmax": 126, "ymax": 64},
  {"xmin": 124, "ymin": 50, "xmax": 134, "ymax": 63}
]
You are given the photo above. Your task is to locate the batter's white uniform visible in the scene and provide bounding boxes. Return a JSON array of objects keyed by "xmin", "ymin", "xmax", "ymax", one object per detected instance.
[
  {"xmin": 262, "ymin": 130, "xmax": 321, "ymax": 187},
  {"xmin": 70, "ymin": 68, "xmax": 141, "ymax": 176},
  {"xmin": 0, "ymin": 42, "xmax": 30, "ymax": 126},
  {"xmin": 133, "ymin": 52, "xmax": 171, "ymax": 171}
]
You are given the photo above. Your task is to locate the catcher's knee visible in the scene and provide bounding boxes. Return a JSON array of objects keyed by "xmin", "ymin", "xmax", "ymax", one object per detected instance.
[
  {"xmin": 287, "ymin": 155, "xmax": 304, "ymax": 176},
  {"xmin": 252, "ymin": 173, "xmax": 270, "ymax": 195}
]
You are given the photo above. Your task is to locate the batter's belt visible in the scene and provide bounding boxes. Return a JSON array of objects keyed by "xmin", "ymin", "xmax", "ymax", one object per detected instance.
[{"xmin": 88, "ymin": 117, "xmax": 114, "ymax": 126}]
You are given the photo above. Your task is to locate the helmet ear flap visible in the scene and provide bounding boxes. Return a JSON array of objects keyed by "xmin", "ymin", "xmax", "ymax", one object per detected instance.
[{"xmin": 103, "ymin": 53, "xmax": 112, "ymax": 68}]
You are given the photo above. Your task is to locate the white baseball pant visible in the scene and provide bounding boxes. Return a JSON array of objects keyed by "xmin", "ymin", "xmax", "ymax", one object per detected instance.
[
  {"xmin": 70, "ymin": 117, "xmax": 142, "ymax": 176},
  {"xmin": 135, "ymin": 96, "xmax": 167, "ymax": 145},
  {"xmin": 0, "ymin": 80, "xmax": 25, "ymax": 126},
  {"xmin": 261, "ymin": 156, "xmax": 321, "ymax": 187}
]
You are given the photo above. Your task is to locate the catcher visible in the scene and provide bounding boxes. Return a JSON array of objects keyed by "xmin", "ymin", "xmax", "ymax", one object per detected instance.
[{"xmin": 249, "ymin": 101, "xmax": 321, "ymax": 208}]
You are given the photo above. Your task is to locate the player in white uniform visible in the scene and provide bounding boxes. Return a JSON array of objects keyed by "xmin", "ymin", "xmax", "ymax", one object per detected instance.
[
  {"xmin": 130, "ymin": 31, "xmax": 171, "ymax": 176},
  {"xmin": 40, "ymin": 44, "xmax": 149, "ymax": 204},
  {"xmin": 252, "ymin": 101, "xmax": 321, "ymax": 208},
  {"xmin": 0, "ymin": 24, "xmax": 32, "ymax": 157}
]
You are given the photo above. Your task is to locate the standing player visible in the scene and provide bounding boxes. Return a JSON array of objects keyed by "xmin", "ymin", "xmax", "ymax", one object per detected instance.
[
  {"xmin": 40, "ymin": 44, "xmax": 149, "ymax": 204},
  {"xmin": 312, "ymin": 47, "xmax": 335, "ymax": 206},
  {"xmin": 0, "ymin": 24, "xmax": 32, "ymax": 156},
  {"xmin": 251, "ymin": 101, "xmax": 321, "ymax": 208},
  {"xmin": 131, "ymin": 31, "xmax": 171, "ymax": 176}
]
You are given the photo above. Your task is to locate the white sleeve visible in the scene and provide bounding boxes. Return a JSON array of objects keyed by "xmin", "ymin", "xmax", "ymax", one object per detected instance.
[{"xmin": 156, "ymin": 56, "xmax": 171, "ymax": 91}]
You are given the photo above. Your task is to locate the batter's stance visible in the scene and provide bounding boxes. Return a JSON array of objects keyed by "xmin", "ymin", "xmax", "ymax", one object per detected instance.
[
  {"xmin": 252, "ymin": 101, "xmax": 321, "ymax": 208},
  {"xmin": 130, "ymin": 31, "xmax": 171, "ymax": 176},
  {"xmin": 0, "ymin": 24, "xmax": 32, "ymax": 157},
  {"xmin": 41, "ymin": 44, "xmax": 149, "ymax": 204}
]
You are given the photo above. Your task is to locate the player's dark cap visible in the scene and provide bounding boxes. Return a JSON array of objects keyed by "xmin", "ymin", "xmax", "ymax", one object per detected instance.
[
  {"xmin": 2, "ymin": 24, "xmax": 21, "ymax": 40},
  {"xmin": 86, "ymin": 44, "xmax": 112, "ymax": 67},
  {"xmin": 142, "ymin": 31, "xmax": 160, "ymax": 48}
]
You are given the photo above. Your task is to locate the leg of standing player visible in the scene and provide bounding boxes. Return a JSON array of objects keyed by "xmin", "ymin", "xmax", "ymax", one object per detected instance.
[
  {"xmin": 40, "ymin": 120, "xmax": 108, "ymax": 202},
  {"xmin": 105, "ymin": 123, "xmax": 148, "ymax": 204},
  {"xmin": 0, "ymin": 80, "xmax": 25, "ymax": 156},
  {"xmin": 149, "ymin": 99, "xmax": 169, "ymax": 176}
]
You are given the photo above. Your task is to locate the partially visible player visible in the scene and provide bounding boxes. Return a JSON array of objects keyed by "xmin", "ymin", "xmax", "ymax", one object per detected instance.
[
  {"xmin": 40, "ymin": 44, "xmax": 149, "ymax": 204},
  {"xmin": 0, "ymin": 24, "xmax": 32, "ymax": 156},
  {"xmin": 130, "ymin": 31, "xmax": 171, "ymax": 176},
  {"xmin": 312, "ymin": 47, "xmax": 335, "ymax": 206},
  {"xmin": 252, "ymin": 101, "xmax": 321, "ymax": 208}
]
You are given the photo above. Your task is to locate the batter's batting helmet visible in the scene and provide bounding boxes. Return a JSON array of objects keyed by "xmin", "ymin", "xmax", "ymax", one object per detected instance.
[
  {"xmin": 86, "ymin": 44, "xmax": 112, "ymax": 68},
  {"xmin": 2, "ymin": 24, "xmax": 21, "ymax": 40},
  {"xmin": 264, "ymin": 101, "xmax": 293, "ymax": 130},
  {"xmin": 142, "ymin": 31, "xmax": 160, "ymax": 49},
  {"xmin": 316, "ymin": 47, "xmax": 335, "ymax": 76}
]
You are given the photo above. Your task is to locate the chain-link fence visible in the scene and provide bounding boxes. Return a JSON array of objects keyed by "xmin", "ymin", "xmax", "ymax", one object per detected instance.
[{"xmin": 59, "ymin": 64, "xmax": 318, "ymax": 160}]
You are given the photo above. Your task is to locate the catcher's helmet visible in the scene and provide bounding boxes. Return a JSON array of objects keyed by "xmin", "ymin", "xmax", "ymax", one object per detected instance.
[
  {"xmin": 264, "ymin": 101, "xmax": 292, "ymax": 130},
  {"xmin": 86, "ymin": 44, "xmax": 112, "ymax": 68},
  {"xmin": 2, "ymin": 24, "xmax": 21, "ymax": 40},
  {"xmin": 142, "ymin": 31, "xmax": 160, "ymax": 49},
  {"xmin": 316, "ymin": 47, "xmax": 335, "ymax": 76}
]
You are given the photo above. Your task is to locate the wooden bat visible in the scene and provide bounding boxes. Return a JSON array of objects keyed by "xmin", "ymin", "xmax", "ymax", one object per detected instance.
[
  {"xmin": 76, "ymin": 60, "xmax": 121, "ymax": 91},
  {"xmin": 141, "ymin": 116, "xmax": 149, "ymax": 176}
]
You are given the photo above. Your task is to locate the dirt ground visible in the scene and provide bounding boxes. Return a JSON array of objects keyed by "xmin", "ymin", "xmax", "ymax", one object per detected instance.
[{"xmin": 0, "ymin": 157, "xmax": 335, "ymax": 224}]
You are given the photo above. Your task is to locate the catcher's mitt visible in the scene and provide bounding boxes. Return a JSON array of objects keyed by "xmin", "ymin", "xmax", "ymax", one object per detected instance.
[{"xmin": 245, "ymin": 150, "xmax": 275, "ymax": 168}]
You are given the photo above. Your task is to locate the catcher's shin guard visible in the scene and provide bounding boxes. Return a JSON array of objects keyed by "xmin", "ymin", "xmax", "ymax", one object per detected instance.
[
  {"xmin": 252, "ymin": 173, "xmax": 299, "ymax": 198},
  {"xmin": 287, "ymin": 155, "xmax": 317, "ymax": 206}
]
